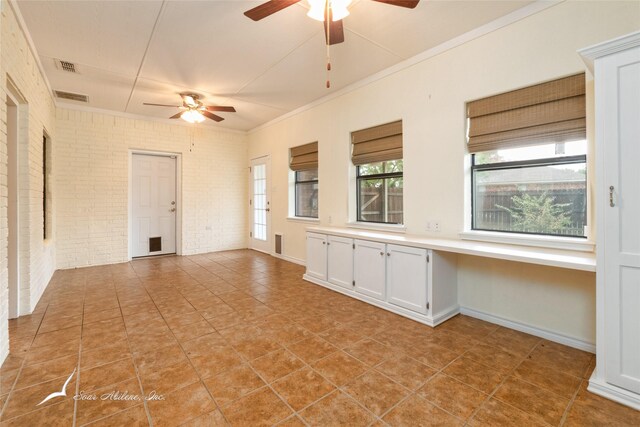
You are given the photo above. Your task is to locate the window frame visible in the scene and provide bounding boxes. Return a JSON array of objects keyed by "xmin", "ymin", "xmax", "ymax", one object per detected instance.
[
  {"xmin": 470, "ymin": 152, "xmax": 587, "ymax": 238},
  {"xmin": 294, "ymin": 169, "xmax": 318, "ymax": 219},
  {"xmin": 356, "ymin": 163, "xmax": 403, "ymax": 225}
]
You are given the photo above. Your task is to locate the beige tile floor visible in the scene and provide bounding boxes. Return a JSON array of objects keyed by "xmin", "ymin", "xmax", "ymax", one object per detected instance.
[{"xmin": 0, "ymin": 250, "xmax": 639, "ymax": 426}]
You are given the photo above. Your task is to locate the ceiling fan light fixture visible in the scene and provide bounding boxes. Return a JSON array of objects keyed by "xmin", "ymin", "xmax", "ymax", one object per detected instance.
[
  {"xmin": 181, "ymin": 109, "xmax": 205, "ymax": 124},
  {"xmin": 307, "ymin": 0, "xmax": 325, "ymax": 21},
  {"xmin": 307, "ymin": 0, "xmax": 351, "ymax": 21},
  {"xmin": 331, "ymin": 0, "xmax": 351, "ymax": 20}
]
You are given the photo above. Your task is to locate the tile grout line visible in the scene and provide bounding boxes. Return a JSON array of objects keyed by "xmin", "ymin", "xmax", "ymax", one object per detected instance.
[{"xmin": 0, "ymin": 303, "xmax": 49, "ymax": 423}]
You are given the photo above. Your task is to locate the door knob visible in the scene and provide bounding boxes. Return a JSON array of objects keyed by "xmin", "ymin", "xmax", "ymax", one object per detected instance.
[
  {"xmin": 609, "ymin": 186, "xmax": 615, "ymax": 207},
  {"xmin": 170, "ymin": 208, "xmax": 176, "ymax": 212},
  {"xmin": 265, "ymin": 208, "xmax": 270, "ymax": 212}
]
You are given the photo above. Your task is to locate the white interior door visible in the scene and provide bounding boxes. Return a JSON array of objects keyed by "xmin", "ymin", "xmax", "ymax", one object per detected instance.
[
  {"xmin": 602, "ymin": 46, "xmax": 640, "ymax": 394},
  {"xmin": 132, "ymin": 153, "xmax": 177, "ymax": 257},
  {"xmin": 250, "ymin": 156, "xmax": 271, "ymax": 253}
]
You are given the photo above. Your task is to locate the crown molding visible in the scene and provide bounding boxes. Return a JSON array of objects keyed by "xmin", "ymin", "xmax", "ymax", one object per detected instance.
[
  {"xmin": 7, "ymin": 0, "xmax": 56, "ymax": 104},
  {"xmin": 578, "ymin": 30, "xmax": 640, "ymax": 72},
  {"xmin": 248, "ymin": 0, "xmax": 562, "ymax": 134}
]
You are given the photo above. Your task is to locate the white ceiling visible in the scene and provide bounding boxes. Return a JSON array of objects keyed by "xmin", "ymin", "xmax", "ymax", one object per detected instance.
[{"xmin": 17, "ymin": 0, "xmax": 534, "ymax": 131}]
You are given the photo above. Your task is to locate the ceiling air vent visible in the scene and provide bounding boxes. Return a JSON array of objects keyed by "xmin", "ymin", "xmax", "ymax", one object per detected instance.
[
  {"xmin": 54, "ymin": 90, "xmax": 89, "ymax": 103},
  {"xmin": 54, "ymin": 59, "xmax": 79, "ymax": 73}
]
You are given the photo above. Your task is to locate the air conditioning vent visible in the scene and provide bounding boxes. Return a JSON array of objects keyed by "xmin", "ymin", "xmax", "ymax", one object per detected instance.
[
  {"xmin": 55, "ymin": 59, "xmax": 79, "ymax": 73},
  {"xmin": 54, "ymin": 90, "xmax": 89, "ymax": 103}
]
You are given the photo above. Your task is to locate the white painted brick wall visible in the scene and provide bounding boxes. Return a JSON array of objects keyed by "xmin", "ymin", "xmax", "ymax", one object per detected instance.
[
  {"xmin": 0, "ymin": 1, "xmax": 58, "ymax": 366},
  {"xmin": 55, "ymin": 109, "xmax": 249, "ymax": 269}
]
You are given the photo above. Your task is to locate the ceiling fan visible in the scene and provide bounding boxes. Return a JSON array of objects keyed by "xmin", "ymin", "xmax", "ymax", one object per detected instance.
[
  {"xmin": 244, "ymin": 0, "xmax": 420, "ymax": 46},
  {"xmin": 143, "ymin": 94, "xmax": 236, "ymax": 124}
]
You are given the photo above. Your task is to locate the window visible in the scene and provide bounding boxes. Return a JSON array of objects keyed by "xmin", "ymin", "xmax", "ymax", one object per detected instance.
[
  {"xmin": 290, "ymin": 142, "xmax": 318, "ymax": 218},
  {"xmin": 357, "ymin": 160, "xmax": 403, "ymax": 224},
  {"xmin": 472, "ymin": 141, "xmax": 587, "ymax": 237},
  {"xmin": 43, "ymin": 132, "xmax": 51, "ymax": 240},
  {"xmin": 467, "ymin": 73, "xmax": 587, "ymax": 238},
  {"xmin": 294, "ymin": 169, "xmax": 318, "ymax": 218},
  {"xmin": 351, "ymin": 120, "xmax": 403, "ymax": 225}
]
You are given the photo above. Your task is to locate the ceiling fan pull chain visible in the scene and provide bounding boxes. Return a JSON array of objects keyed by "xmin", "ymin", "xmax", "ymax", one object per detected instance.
[{"xmin": 326, "ymin": 1, "xmax": 331, "ymax": 89}]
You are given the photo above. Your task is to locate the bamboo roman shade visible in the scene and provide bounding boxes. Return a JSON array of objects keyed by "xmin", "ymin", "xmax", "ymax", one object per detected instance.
[
  {"xmin": 351, "ymin": 120, "xmax": 403, "ymax": 165},
  {"xmin": 290, "ymin": 142, "xmax": 318, "ymax": 171},
  {"xmin": 467, "ymin": 73, "xmax": 586, "ymax": 153}
]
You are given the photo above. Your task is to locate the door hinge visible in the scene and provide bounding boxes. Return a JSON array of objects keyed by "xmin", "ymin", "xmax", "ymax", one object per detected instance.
[
  {"xmin": 352, "ymin": 243, "xmax": 355, "ymax": 249},
  {"xmin": 249, "ymin": 167, "xmax": 252, "ymax": 173},
  {"xmin": 250, "ymin": 231, "xmax": 252, "ymax": 237},
  {"xmin": 249, "ymin": 199, "xmax": 252, "ymax": 206},
  {"xmin": 427, "ymin": 254, "xmax": 430, "ymax": 262},
  {"xmin": 352, "ymin": 280, "xmax": 355, "ymax": 287},
  {"xmin": 426, "ymin": 301, "xmax": 430, "ymax": 310}
]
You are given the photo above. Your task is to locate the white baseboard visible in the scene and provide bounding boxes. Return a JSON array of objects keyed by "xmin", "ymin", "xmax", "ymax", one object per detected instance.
[
  {"xmin": 271, "ymin": 252, "xmax": 305, "ymax": 266},
  {"xmin": 588, "ymin": 377, "xmax": 640, "ymax": 411},
  {"xmin": 460, "ymin": 307, "xmax": 595, "ymax": 353}
]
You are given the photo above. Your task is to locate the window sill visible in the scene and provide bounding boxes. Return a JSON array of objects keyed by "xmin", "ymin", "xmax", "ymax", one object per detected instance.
[
  {"xmin": 347, "ymin": 221, "xmax": 406, "ymax": 233},
  {"xmin": 459, "ymin": 230, "xmax": 594, "ymax": 252},
  {"xmin": 287, "ymin": 216, "xmax": 320, "ymax": 223}
]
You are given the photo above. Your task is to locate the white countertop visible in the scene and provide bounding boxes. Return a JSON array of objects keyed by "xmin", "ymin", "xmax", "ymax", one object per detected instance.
[{"xmin": 307, "ymin": 226, "xmax": 596, "ymax": 272}]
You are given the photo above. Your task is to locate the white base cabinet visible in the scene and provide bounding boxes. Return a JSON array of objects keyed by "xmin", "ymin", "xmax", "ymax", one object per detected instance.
[
  {"xmin": 354, "ymin": 240, "xmax": 386, "ymax": 300},
  {"xmin": 387, "ymin": 244, "xmax": 428, "ymax": 314},
  {"xmin": 327, "ymin": 235, "xmax": 354, "ymax": 289},
  {"xmin": 304, "ymin": 230, "xmax": 458, "ymax": 327},
  {"xmin": 306, "ymin": 232, "xmax": 327, "ymax": 281}
]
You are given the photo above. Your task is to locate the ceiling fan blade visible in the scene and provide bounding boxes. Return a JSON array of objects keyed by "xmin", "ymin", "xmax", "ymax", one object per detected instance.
[
  {"xmin": 169, "ymin": 112, "xmax": 182, "ymax": 119},
  {"xmin": 203, "ymin": 111, "xmax": 224, "ymax": 122},
  {"xmin": 206, "ymin": 106, "xmax": 236, "ymax": 113},
  {"xmin": 324, "ymin": 18, "xmax": 345, "ymax": 45},
  {"xmin": 244, "ymin": 0, "xmax": 300, "ymax": 21},
  {"xmin": 144, "ymin": 103, "xmax": 181, "ymax": 108},
  {"xmin": 372, "ymin": 0, "xmax": 420, "ymax": 8}
]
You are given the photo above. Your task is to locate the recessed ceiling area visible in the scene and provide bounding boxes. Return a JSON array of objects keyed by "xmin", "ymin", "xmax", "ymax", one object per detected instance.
[{"xmin": 17, "ymin": 0, "xmax": 534, "ymax": 131}]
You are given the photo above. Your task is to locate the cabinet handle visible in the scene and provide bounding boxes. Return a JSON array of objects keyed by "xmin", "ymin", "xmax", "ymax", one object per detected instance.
[
  {"xmin": 379, "ymin": 251, "xmax": 384, "ymax": 256},
  {"xmin": 327, "ymin": 242, "xmax": 330, "ymax": 246},
  {"xmin": 609, "ymin": 185, "xmax": 615, "ymax": 207},
  {"xmin": 387, "ymin": 253, "xmax": 391, "ymax": 256},
  {"xmin": 322, "ymin": 241, "xmax": 326, "ymax": 245}
]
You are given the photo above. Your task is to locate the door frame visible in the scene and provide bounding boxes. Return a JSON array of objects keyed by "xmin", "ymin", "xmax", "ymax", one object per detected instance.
[
  {"xmin": 249, "ymin": 155, "xmax": 271, "ymax": 254},
  {"xmin": 6, "ymin": 88, "xmax": 23, "ymax": 318},
  {"xmin": 128, "ymin": 149, "xmax": 182, "ymax": 260}
]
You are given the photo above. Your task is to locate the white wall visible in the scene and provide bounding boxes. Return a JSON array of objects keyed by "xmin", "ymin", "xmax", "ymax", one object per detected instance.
[
  {"xmin": 0, "ymin": 0, "xmax": 58, "ymax": 364},
  {"xmin": 248, "ymin": 1, "xmax": 640, "ymax": 345},
  {"xmin": 55, "ymin": 109, "xmax": 248, "ymax": 269}
]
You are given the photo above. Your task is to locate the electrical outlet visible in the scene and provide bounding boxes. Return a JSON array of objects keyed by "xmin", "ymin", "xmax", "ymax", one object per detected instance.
[
  {"xmin": 433, "ymin": 221, "xmax": 441, "ymax": 232},
  {"xmin": 426, "ymin": 221, "xmax": 432, "ymax": 231},
  {"xmin": 328, "ymin": 215, "xmax": 332, "ymax": 224}
]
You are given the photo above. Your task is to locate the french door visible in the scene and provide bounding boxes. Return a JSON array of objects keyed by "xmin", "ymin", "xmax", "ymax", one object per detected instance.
[
  {"xmin": 131, "ymin": 153, "xmax": 177, "ymax": 257},
  {"xmin": 250, "ymin": 156, "xmax": 271, "ymax": 253}
]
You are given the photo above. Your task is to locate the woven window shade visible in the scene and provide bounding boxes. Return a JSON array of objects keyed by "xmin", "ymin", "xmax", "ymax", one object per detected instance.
[
  {"xmin": 290, "ymin": 142, "xmax": 318, "ymax": 171},
  {"xmin": 351, "ymin": 120, "xmax": 403, "ymax": 165},
  {"xmin": 467, "ymin": 73, "xmax": 586, "ymax": 153}
]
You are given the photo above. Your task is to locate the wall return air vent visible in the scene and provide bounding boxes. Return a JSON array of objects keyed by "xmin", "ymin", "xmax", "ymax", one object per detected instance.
[
  {"xmin": 54, "ymin": 90, "xmax": 89, "ymax": 103},
  {"xmin": 55, "ymin": 59, "xmax": 79, "ymax": 73}
]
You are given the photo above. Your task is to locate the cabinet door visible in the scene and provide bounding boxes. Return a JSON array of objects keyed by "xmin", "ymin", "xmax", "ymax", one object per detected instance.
[
  {"xmin": 353, "ymin": 239, "xmax": 386, "ymax": 300},
  {"xmin": 386, "ymin": 244, "xmax": 428, "ymax": 314},
  {"xmin": 327, "ymin": 236, "xmax": 354, "ymax": 289},
  {"xmin": 306, "ymin": 233, "xmax": 327, "ymax": 281},
  {"xmin": 601, "ymin": 46, "xmax": 640, "ymax": 394}
]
